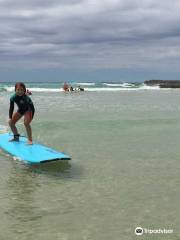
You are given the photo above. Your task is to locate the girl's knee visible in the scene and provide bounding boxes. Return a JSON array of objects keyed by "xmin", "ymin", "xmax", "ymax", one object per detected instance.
[
  {"xmin": 24, "ymin": 120, "xmax": 30, "ymax": 127},
  {"xmin": 9, "ymin": 119, "xmax": 14, "ymax": 126}
]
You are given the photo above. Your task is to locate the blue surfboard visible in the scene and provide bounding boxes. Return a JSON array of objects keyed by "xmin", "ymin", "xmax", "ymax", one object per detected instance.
[{"xmin": 0, "ymin": 133, "xmax": 71, "ymax": 164}]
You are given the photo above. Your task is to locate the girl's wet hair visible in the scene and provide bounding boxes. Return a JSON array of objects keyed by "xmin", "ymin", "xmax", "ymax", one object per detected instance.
[{"xmin": 15, "ymin": 82, "xmax": 26, "ymax": 92}]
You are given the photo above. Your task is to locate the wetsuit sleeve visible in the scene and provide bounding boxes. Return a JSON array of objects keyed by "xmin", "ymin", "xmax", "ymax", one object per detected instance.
[{"xmin": 9, "ymin": 99, "xmax": 14, "ymax": 119}]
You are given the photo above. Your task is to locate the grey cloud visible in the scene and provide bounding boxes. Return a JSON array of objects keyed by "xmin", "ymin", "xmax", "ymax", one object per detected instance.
[
  {"xmin": 0, "ymin": 0, "xmax": 81, "ymax": 8},
  {"xmin": 0, "ymin": 0, "xmax": 180, "ymax": 72}
]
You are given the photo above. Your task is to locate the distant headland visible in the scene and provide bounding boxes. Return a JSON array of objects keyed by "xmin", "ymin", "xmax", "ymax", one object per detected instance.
[{"xmin": 144, "ymin": 80, "xmax": 180, "ymax": 88}]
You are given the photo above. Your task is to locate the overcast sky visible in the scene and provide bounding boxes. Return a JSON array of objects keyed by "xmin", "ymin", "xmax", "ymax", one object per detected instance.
[{"xmin": 1, "ymin": 0, "xmax": 180, "ymax": 82}]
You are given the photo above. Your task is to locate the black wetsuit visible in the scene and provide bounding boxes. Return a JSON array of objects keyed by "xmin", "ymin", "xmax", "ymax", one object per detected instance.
[{"xmin": 9, "ymin": 93, "xmax": 35, "ymax": 119}]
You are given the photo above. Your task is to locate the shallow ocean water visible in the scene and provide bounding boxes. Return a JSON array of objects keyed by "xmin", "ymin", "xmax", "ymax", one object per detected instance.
[{"xmin": 0, "ymin": 89, "xmax": 180, "ymax": 239}]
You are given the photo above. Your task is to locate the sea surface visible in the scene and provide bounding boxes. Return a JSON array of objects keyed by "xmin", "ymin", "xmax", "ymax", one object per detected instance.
[
  {"xmin": 0, "ymin": 82, "xmax": 180, "ymax": 240},
  {"xmin": 0, "ymin": 81, "xmax": 159, "ymax": 93}
]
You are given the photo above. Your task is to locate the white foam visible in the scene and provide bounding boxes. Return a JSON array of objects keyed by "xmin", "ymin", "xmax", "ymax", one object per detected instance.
[
  {"xmin": 4, "ymin": 86, "xmax": 14, "ymax": 92},
  {"xmin": 29, "ymin": 88, "xmax": 64, "ymax": 92},
  {"xmin": 76, "ymin": 82, "xmax": 95, "ymax": 86},
  {"xmin": 141, "ymin": 84, "xmax": 160, "ymax": 90},
  {"xmin": 13, "ymin": 156, "xmax": 23, "ymax": 161},
  {"xmin": 103, "ymin": 83, "xmax": 134, "ymax": 87},
  {"xmin": 85, "ymin": 86, "xmax": 160, "ymax": 91}
]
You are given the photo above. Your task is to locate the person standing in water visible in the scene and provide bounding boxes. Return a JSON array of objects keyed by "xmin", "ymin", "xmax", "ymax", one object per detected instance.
[
  {"xmin": 8, "ymin": 82, "xmax": 35, "ymax": 145},
  {"xmin": 63, "ymin": 82, "xmax": 69, "ymax": 92}
]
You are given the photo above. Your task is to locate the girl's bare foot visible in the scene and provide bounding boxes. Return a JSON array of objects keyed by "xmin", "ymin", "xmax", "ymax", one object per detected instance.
[{"xmin": 26, "ymin": 140, "xmax": 33, "ymax": 145}]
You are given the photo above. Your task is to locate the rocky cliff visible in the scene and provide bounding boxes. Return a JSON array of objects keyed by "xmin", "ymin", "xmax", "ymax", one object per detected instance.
[{"xmin": 144, "ymin": 80, "xmax": 180, "ymax": 88}]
